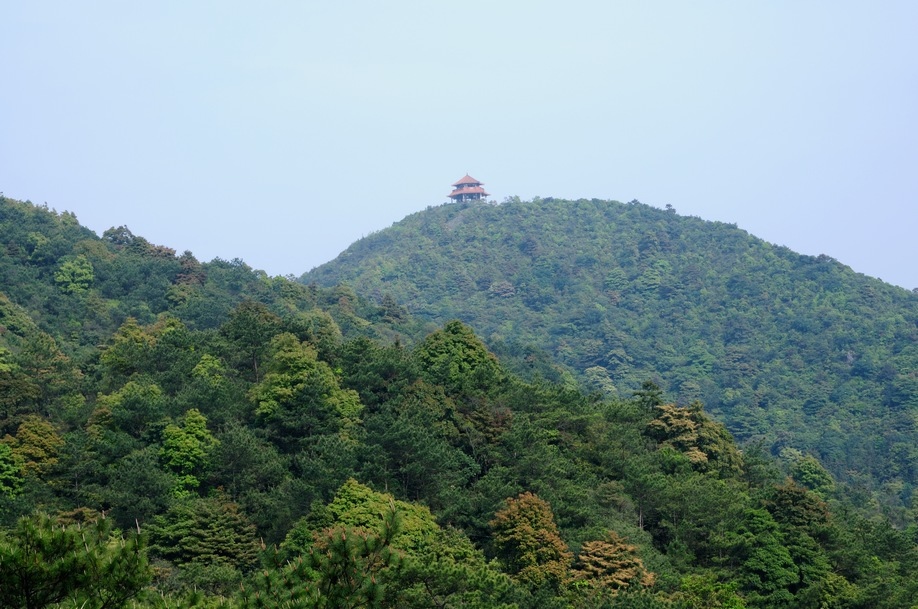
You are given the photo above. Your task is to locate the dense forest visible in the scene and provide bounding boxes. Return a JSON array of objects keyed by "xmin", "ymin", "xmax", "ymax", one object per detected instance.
[
  {"xmin": 1, "ymin": 195, "xmax": 917, "ymax": 609},
  {"xmin": 304, "ymin": 197, "xmax": 918, "ymax": 522}
]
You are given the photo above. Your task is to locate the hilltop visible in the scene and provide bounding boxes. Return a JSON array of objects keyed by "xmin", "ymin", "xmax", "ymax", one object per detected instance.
[{"xmin": 303, "ymin": 197, "xmax": 918, "ymax": 517}]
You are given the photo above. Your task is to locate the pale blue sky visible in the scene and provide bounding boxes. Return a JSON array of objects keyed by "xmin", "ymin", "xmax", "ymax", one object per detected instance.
[{"xmin": 2, "ymin": 2, "xmax": 916, "ymax": 288}]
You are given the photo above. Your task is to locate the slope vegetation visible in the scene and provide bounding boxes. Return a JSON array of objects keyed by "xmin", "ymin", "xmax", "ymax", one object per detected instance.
[
  {"xmin": 2, "ymin": 194, "xmax": 917, "ymax": 607},
  {"xmin": 304, "ymin": 198, "xmax": 918, "ymax": 515}
]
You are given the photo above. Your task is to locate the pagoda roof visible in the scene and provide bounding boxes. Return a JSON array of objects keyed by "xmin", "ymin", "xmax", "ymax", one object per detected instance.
[
  {"xmin": 452, "ymin": 174, "xmax": 484, "ymax": 187},
  {"xmin": 447, "ymin": 185, "xmax": 490, "ymax": 198}
]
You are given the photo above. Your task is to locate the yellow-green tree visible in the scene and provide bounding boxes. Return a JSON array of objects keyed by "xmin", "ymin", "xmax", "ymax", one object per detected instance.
[
  {"xmin": 3, "ymin": 415, "xmax": 64, "ymax": 478},
  {"xmin": 572, "ymin": 530, "xmax": 655, "ymax": 590},
  {"xmin": 645, "ymin": 402, "xmax": 743, "ymax": 475},
  {"xmin": 490, "ymin": 491, "xmax": 572, "ymax": 590}
]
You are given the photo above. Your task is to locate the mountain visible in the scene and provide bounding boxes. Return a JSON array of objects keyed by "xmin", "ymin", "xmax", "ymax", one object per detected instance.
[
  {"xmin": 303, "ymin": 197, "xmax": 918, "ymax": 516},
  {"xmin": 2, "ymin": 193, "xmax": 917, "ymax": 608}
]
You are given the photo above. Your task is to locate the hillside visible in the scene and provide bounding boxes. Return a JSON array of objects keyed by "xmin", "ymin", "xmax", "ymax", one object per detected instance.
[
  {"xmin": 1, "ymin": 194, "xmax": 917, "ymax": 608},
  {"xmin": 303, "ymin": 198, "xmax": 918, "ymax": 517},
  {"xmin": 0, "ymin": 195, "xmax": 431, "ymax": 356}
]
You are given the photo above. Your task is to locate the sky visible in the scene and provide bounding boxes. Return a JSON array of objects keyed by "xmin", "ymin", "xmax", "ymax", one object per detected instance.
[{"xmin": 2, "ymin": 2, "xmax": 917, "ymax": 288}]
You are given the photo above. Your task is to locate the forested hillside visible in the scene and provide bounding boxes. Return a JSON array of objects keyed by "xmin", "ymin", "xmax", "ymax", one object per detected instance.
[
  {"xmin": 304, "ymin": 198, "xmax": 918, "ymax": 521},
  {"xmin": 2, "ymin": 195, "xmax": 917, "ymax": 609}
]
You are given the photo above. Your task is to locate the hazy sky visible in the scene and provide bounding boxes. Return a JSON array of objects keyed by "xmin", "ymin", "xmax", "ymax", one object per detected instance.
[{"xmin": 2, "ymin": 2, "xmax": 916, "ymax": 288}]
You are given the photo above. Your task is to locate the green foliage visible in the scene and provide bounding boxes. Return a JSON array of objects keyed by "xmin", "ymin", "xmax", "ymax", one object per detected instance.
[
  {"xmin": 148, "ymin": 494, "xmax": 260, "ymax": 594},
  {"xmin": 54, "ymin": 254, "xmax": 94, "ymax": 293},
  {"xmin": 0, "ymin": 512, "xmax": 150, "ymax": 609},
  {"xmin": 726, "ymin": 508, "xmax": 797, "ymax": 607},
  {"xmin": 4, "ymin": 415, "xmax": 65, "ymax": 478},
  {"xmin": 245, "ymin": 509, "xmax": 400, "ymax": 609},
  {"xmin": 249, "ymin": 333, "xmax": 363, "ymax": 450},
  {"xmin": 95, "ymin": 380, "xmax": 167, "ymax": 441},
  {"xmin": 676, "ymin": 573, "xmax": 746, "ymax": 608},
  {"xmin": 160, "ymin": 409, "xmax": 219, "ymax": 497},
  {"xmin": 0, "ymin": 195, "xmax": 916, "ymax": 607},
  {"xmin": 645, "ymin": 402, "xmax": 743, "ymax": 475},
  {"xmin": 303, "ymin": 197, "xmax": 918, "ymax": 516},
  {"xmin": 0, "ymin": 442, "xmax": 23, "ymax": 499},
  {"xmin": 414, "ymin": 320, "xmax": 505, "ymax": 398}
]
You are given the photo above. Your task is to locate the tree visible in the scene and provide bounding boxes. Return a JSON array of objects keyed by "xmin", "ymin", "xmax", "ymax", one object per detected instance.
[
  {"xmin": 249, "ymin": 333, "xmax": 363, "ymax": 451},
  {"xmin": 0, "ymin": 348, "xmax": 41, "ymax": 432},
  {"xmin": 645, "ymin": 402, "xmax": 743, "ymax": 475},
  {"xmin": 220, "ymin": 300, "xmax": 282, "ymax": 382},
  {"xmin": 0, "ymin": 512, "xmax": 150, "ymax": 609},
  {"xmin": 101, "ymin": 446, "xmax": 174, "ymax": 530},
  {"xmin": 572, "ymin": 530, "xmax": 655, "ymax": 591},
  {"xmin": 414, "ymin": 320, "xmax": 505, "ymax": 398},
  {"xmin": 94, "ymin": 380, "xmax": 167, "ymax": 441},
  {"xmin": 160, "ymin": 408, "xmax": 220, "ymax": 497},
  {"xmin": 274, "ymin": 479, "xmax": 519, "ymax": 609},
  {"xmin": 726, "ymin": 508, "xmax": 797, "ymax": 608},
  {"xmin": 14, "ymin": 332, "xmax": 83, "ymax": 412},
  {"xmin": 149, "ymin": 493, "xmax": 260, "ymax": 569},
  {"xmin": 490, "ymin": 491, "xmax": 573, "ymax": 590},
  {"xmin": 53, "ymin": 254, "xmax": 94, "ymax": 293},
  {"xmin": 246, "ymin": 508, "xmax": 401, "ymax": 609},
  {"xmin": 0, "ymin": 442, "xmax": 23, "ymax": 499},
  {"xmin": 98, "ymin": 318, "xmax": 157, "ymax": 387},
  {"xmin": 4, "ymin": 415, "xmax": 64, "ymax": 478},
  {"xmin": 632, "ymin": 381, "xmax": 663, "ymax": 411}
]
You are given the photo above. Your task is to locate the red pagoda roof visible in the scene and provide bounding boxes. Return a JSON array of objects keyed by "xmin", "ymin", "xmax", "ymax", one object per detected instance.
[
  {"xmin": 452, "ymin": 174, "xmax": 484, "ymax": 187},
  {"xmin": 447, "ymin": 185, "xmax": 490, "ymax": 198}
]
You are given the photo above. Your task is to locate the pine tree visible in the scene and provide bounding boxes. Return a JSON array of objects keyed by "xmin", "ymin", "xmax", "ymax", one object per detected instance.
[{"xmin": 0, "ymin": 512, "xmax": 150, "ymax": 609}]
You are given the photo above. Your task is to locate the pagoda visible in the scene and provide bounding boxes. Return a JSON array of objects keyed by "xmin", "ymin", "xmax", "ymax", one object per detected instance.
[{"xmin": 447, "ymin": 174, "xmax": 490, "ymax": 202}]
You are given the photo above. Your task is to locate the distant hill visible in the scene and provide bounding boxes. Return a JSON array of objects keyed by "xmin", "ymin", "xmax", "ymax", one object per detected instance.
[{"xmin": 303, "ymin": 197, "xmax": 918, "ymax": 515}]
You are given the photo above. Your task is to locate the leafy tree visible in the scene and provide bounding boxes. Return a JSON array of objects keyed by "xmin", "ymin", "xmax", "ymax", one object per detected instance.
[
  {"xmin": 220, "ymin": 300, "xmax": 282, "ymax": 382},
  {"xmin": 726, "ymin": 508, "xmax": 798, "ymax": 608},
  {"xmin": 645, "ymin": 402, "xmax": 743, "ymax": 475},
  {"xmin": 788, "ymin": 453, "xmax": 835, "ymax": 496},
  {"xmin": 0, "ymin": 442, "xmax": 23, "ymax": 499},
  {"xmin": 160, "ymin": 408, "xmax": 219, "ymax": 497},
  {"xmin": 676, "ymin": 573, "xmax": 746, "ymax": 609},
  {"xmin": 362, "ymin": 380, "xmax": 479, "ymax": 514},
  {"xmin": 277, "ymin": 479, "xmax": 519, "ymax": 609},
  {"xmin": 14, "ymin": 331, "xmax": 83, "ymax": 412},
  {"xmin": 246, "ymin": 508, "xmax": 401, "ymax": 609},
  {"xmin": 99, "ymin": 318, "xmax": 157, "ymax": 387},
  {"xmin": 94, "ymin": 380, "xmax": 167, "ymax": 441},
  {"xmin": 249, "ymin": 333, "xmax": 363, "ymax": 451},
  {"xmin": 0, "ymin": 347, "xmax": 41, "ymax": 432},
  {"xmin": 101, "ymin": 446, "xmax": 175, "ymax": 530},
  {"xmin": 414, "ymin": 320, "xmax": 505, "ymax": 398},
  {"xmin": 54, "ymin": 254, "xmax": 94, "ymax": 293}
]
